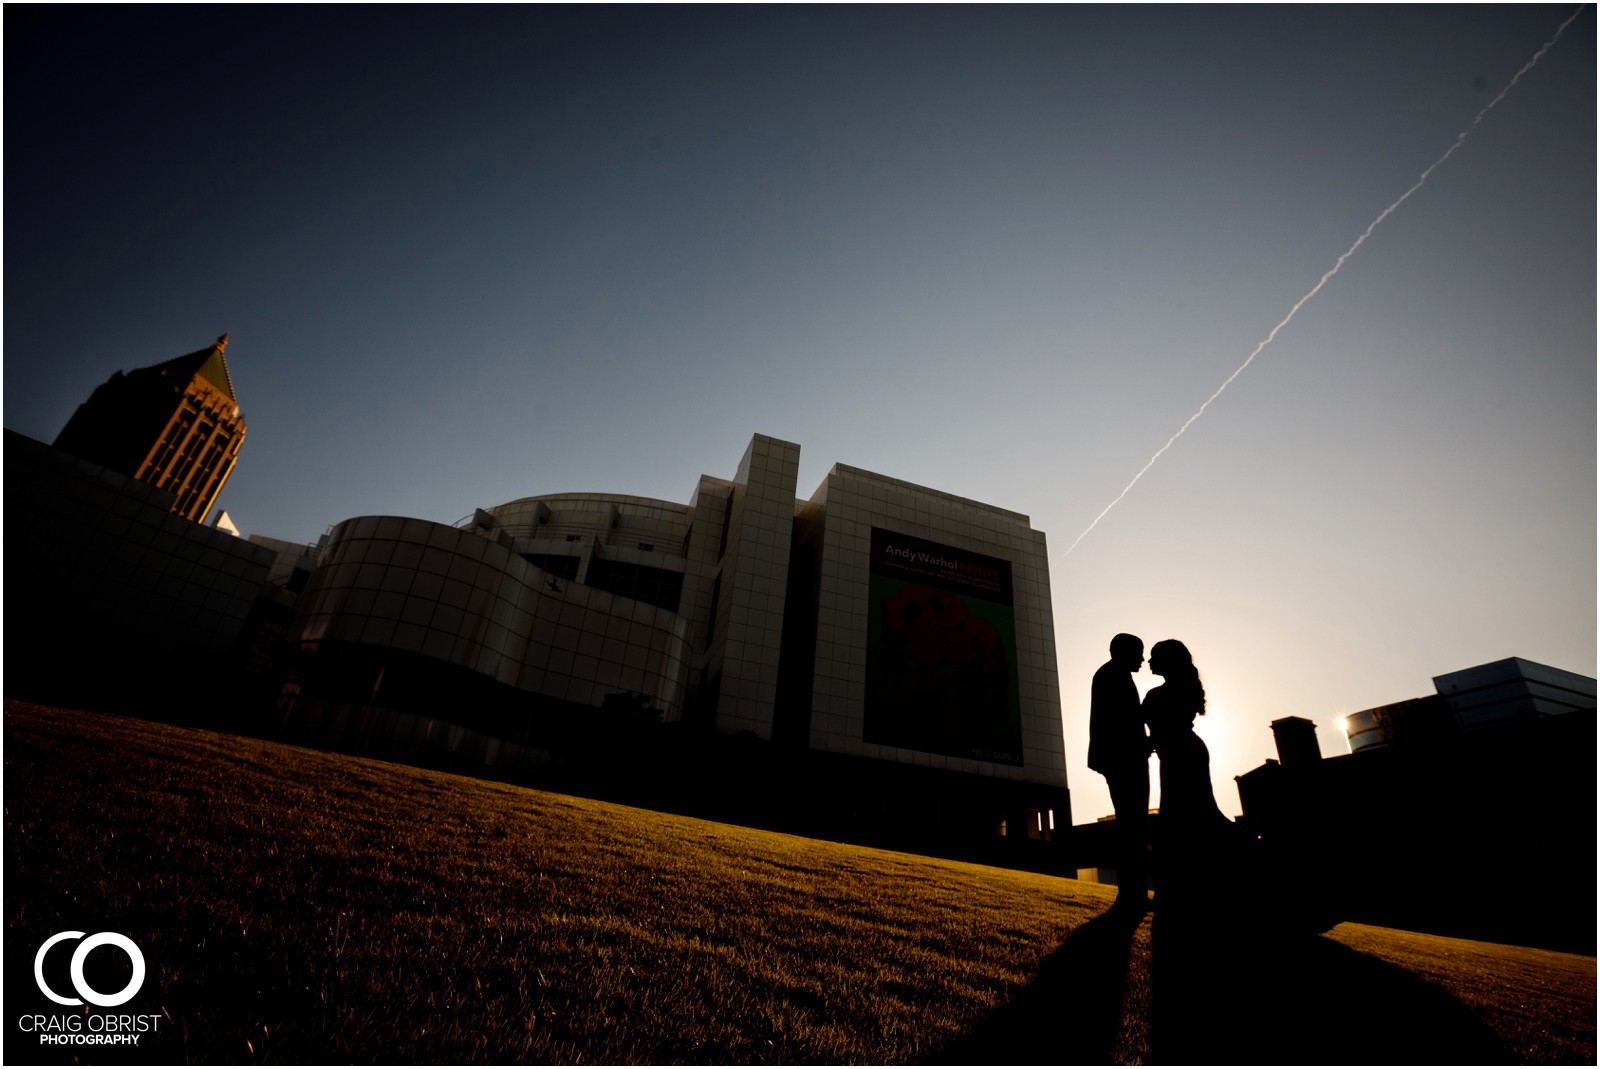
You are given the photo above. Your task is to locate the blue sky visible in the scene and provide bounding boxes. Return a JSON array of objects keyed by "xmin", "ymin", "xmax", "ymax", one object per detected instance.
[{"xmin": 6, "ymin": 6, "xmax": 1593, "ymax": 824}]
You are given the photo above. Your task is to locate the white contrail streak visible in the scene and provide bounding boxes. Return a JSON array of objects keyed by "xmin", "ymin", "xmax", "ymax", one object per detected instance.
[{"xmin": 1060, "ymin": 7, "xmax": 1584, "ymax": 560}]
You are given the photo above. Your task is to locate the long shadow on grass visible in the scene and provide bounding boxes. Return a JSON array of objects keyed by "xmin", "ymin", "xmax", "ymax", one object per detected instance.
[
  {"xmin": 929, "ymin": 907, "xmax": 1150, "ymax": 1065},
  {"xmin": 1150, "ymin": 906, "xmax": 1516, "ymax": 1065},
  {"xmin": 928, "ymin": 903, "xmax": 1516, "ymax": 1065}
]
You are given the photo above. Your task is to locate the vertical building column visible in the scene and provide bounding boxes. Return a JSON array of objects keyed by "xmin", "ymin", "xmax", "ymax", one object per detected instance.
[
  {"xmin": 191, "ymin": 427, "xmax": 245, "ymax": 524},
  {"xmin": 713, "ymin": 435, "xmax": 801, "ymax": 740},
  {"xmin": 137, "ymin": 402, "xmax": 201, "ymax": 487}
]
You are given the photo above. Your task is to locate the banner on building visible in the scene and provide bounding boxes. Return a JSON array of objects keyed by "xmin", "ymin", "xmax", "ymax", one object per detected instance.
[{"xmin": 864, "ymin": 528, "xmax": 1023, "ymax": 766}]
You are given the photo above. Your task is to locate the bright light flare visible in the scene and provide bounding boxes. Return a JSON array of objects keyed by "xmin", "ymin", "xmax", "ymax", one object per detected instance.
[{"xmin": 1333, "ymin": 713, "xmax": 1356, "ymax": 753}]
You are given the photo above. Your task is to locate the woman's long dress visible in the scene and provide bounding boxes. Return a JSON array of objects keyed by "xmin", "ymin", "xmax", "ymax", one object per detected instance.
[{"xmin": 1144, "ymin": 683, "xmax": 1230, "ymax": 906}]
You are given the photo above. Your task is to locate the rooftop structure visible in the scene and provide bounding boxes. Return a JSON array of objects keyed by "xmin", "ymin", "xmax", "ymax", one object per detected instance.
[{"xmin": 1342, "ymin": 656, "xmax": 1595, "ymax": 752}]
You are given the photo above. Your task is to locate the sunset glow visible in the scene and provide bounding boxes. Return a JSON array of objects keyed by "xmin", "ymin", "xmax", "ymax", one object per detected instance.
[{"xmin": 6, "ymin": 7, "xmax": 1592, "ymax": 837}]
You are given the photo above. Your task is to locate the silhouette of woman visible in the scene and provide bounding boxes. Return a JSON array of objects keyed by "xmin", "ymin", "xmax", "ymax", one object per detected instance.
[{"xmin": 1143, "ymin": 639, "xmax": 1229, "ymax": 907}]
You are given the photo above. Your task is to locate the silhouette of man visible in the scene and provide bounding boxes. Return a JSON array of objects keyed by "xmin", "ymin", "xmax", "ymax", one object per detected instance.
[{"xmin": 1088, "ymin": 633, "xmax": 1151, "ymax": 912}]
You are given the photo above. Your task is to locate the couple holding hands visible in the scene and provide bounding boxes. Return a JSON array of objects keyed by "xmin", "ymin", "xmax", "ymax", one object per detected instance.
[{"xmin": 1088, "ymin": 633, "xmax": 1230, "ymax": 916}]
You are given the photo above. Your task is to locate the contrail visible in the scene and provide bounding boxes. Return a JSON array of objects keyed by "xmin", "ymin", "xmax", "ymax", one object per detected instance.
[{"xmin": 1060, "ymin": 7, "xmax": 1584, "ymax": 560}]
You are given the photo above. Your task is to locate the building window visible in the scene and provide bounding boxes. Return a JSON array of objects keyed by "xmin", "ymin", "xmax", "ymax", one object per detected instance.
[
  {"xmin": 585, "ymin": 558, "xmax": 684, "ymax": 614},
  {"xmin": 1026, "ymin": 808, "xmax": 1049, "ymax": 841},
  {"xmin": 520, "ymin": 553, "xmax": 581, "ymax": 581}
]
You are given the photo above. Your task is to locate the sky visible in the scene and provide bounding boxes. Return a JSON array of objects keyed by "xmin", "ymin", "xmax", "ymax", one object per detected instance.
[{"xmin": 6, "ymin": 6, "xmax": 1594, "ymax": 827}]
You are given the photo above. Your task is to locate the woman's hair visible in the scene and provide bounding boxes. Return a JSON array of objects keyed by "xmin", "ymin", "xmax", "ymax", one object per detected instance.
[{"xmin": 1151, "ymin": 639, "xmax": 1206, "ymax": 716}]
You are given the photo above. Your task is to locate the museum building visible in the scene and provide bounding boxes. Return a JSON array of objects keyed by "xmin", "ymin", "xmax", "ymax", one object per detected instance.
[{"xmin": 277, "ymin": 434, "xmax": 1070, "ymax": 840}]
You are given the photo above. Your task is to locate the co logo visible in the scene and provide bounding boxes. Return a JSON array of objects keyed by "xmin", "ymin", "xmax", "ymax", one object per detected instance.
[{"xmin": 34, "ymin": 932, "xmax": 146, "ymax": 1008}]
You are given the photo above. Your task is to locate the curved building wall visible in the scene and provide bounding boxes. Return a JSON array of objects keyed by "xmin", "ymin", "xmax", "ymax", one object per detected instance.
[
  {"xmin": 473, "ymin": 493, "xmax": 698, "ymax": 618},
  {"xmin": 5, "ymin": 429, "xmax": 275, "ymax": 708},
  {"xmin": 285, "ymin": 515, "xmax": 691, "ymax": 725},
  {"xmin": 484, "ymin": 493, "xmax": 693, "ymax": 555}
]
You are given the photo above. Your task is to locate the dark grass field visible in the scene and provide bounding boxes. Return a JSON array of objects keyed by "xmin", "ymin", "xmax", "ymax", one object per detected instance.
[{"xmin": 5, "ymin": 701, "xmax": 1594, "ymax": 1064}]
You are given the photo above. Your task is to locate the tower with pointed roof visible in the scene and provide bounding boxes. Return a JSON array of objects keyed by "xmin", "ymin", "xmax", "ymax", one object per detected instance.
[{"xmin": 53, "ymin": 334, "xmax": 247, "ymax": 523}]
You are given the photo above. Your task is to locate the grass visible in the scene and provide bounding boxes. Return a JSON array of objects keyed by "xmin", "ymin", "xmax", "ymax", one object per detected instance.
[
  {"xmin": 1327, "ymin": 923, "xmax": 1598, "ymax": 1065},
  {"xmin": 5, "ymin": 700, "xmax": 1595, "ymax": 1064}
]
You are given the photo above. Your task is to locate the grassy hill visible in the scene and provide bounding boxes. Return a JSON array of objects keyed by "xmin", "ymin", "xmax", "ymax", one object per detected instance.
[{"xmin": 5, "ymin": 701, "xmax": 1594, "ymax": 1064}]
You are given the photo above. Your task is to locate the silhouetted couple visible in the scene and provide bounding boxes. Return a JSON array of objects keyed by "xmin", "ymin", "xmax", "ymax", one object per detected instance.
[{"xmin": 1089, "ymin": 633, "xmax": 1229, "ymax": 916}]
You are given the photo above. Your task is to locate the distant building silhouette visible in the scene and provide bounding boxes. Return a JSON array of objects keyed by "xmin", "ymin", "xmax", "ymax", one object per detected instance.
[
  {"xmin": 1237, "ymin": 657, "xmax": 1597, "ymax": 953},
  {"xmin": 53, "ymin": 334, "xmax": 246, "ymax": 523},
  {"xmin": 1342, "ymin": 657, "xmax": 1595, "ymax": 751},
  {"xmin": 1269, "ymin": 715, "xmax": 1322, "ymax": 766}
]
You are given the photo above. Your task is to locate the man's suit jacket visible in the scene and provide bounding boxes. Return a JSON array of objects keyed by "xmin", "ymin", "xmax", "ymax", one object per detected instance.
[{"xmin": 1088, "ymin": 659, "xmax": 1146, "ymax": 775}]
